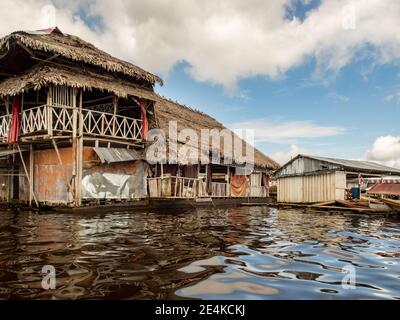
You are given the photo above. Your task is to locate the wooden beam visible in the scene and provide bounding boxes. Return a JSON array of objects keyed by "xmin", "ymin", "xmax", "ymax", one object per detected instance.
[
  {"xmin": 72, "ymin": 88, "xmax": 78, "ymax": 206},
  {"xmin": 16, "ymin": 41, "xmax": 38, "ymax": 59},
  {"xmin": 83, "ymin": 95, "xmax": 113, "ymax": 105},
  {"xmin": 52, "ymin": 139, "xmax": 63, "ymax": 165},
  {"xmin": 76, "ymin": 89, "xmax": 83, "ymax": 207},
  {"xmin": 29, "ymin": 144, "xmax": 34, "ymax": 206},
  {"xmin": 17, "ymin": 145, "xmax": 39, "ymax": 207}
]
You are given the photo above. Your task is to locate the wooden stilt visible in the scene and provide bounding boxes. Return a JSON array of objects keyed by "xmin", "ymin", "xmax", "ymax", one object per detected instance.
[
  {"xmin": 75, "ymin": 89, "xmax": 83, "ymax": 207},
  {"xmin": 72, "ymin": 88, "xmax": 78, "ymax": 206},
  {"xmin": 17, "ymin": 145, "xmax": 38, "ymax": 207},
  {"xmin": 29, "ymin": 144, "xmax": 34, "ymax": 207}
]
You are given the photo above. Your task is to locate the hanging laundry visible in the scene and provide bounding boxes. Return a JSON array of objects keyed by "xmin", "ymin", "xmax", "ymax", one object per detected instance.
[{"xmin": 230, "ymin": 174, "xmax": 248, "ymax": 197}]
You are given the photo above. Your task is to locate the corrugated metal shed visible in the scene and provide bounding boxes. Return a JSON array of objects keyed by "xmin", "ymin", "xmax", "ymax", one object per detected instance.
[
  {"xmin": 305, "ymin": 155, "xmax": 400, "ymax": 174},
  {"xmin": 93, "ymin": 148, "xmax": 143, "ymax": 164},
  {"xmin": 277, "ymin": 171, "xmax": 346, "ymax": 203},
  {"xmin": 367, "ymin": 183, "xmax": 400, "ymax": 196},
  {"xmin": 275, "ymin": 154, "xmax": 400, "ymax": 177}
]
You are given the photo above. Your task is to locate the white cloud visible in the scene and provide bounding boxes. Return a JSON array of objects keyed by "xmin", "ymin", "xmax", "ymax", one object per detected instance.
[
  {"xmin": 365, "ymin": 135, "xmax": 400, "ymax": 168},
  {"xmin": 383, "ymin": 87, "xmax": 400, "ymax": 104},
  {"xmin": 230, "ymin": 119, "xmax": 345, "ymax": 143},
  {"xmin": 328, "ymin": 92, "xmax": 350, "ymax": 103},
  {"xmin": 271, "ymin": 144, "xmax": 308, "ymax": 165},
  {"xmin": 1, "ymin": 0, "xmax": 400, "ymax": 91}
]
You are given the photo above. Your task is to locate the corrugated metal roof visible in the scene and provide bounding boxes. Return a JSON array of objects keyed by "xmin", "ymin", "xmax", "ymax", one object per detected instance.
[
  {"xmin": 302, "ymin": 155, "xmax": 400, "ymax": 174},
  {"xmin": 93, "ymin": 148, "xmax": 143, "ymax": 164},
  {"xmin": 367, "ymin": 183, "xmax": 400, "ymax": 196}
]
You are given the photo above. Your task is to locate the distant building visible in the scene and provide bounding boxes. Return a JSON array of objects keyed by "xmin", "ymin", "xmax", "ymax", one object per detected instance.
[{"xmin": 274, "ymin": 154, "xmax": 400, "ymax": 203}]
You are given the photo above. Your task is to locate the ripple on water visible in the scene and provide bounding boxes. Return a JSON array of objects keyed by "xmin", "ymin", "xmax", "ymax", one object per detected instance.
[{"xmin": 0, "ymin": 207, "xmax": 399, "ymax": 299}]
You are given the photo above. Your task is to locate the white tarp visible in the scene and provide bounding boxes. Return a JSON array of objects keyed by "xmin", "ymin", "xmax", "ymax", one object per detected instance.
[{"xmin": 82, "ymin": 161, "xmax": 149, "ymax": 199}]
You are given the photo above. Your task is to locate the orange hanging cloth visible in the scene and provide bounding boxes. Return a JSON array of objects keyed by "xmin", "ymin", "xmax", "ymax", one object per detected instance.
[
  {"xmin": 7, "ymin": 96, "xmax": 21, "ymax": 144},
  {"xmin": 140, "ymin": 99, "xmax": 149, "ymax": 141},
  {"xmin": 230, "ymin": 174, "xmax": 248, "ymax": 197}
]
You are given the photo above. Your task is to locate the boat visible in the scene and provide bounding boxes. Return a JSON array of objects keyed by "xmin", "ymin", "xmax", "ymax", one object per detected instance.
[{"xmin": 382, "ymin": 199, "xmax": 400, "ymax": 213}]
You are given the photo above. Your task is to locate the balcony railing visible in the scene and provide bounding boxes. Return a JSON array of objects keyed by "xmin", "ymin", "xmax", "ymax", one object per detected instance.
[
  {"xmin": 212, "ymin": 182, "xmax": 229, "ymax": 197},
  {"xmin": 0, "ymin": 114, "xmax": 11, "ymax": 138},
  {"xmin": 148, "ymin": 176, "xmax": 207, "ymax": 198},
  {"xmin": 0, "ymin": 105, "xmax": 143, "ymax": 142}
]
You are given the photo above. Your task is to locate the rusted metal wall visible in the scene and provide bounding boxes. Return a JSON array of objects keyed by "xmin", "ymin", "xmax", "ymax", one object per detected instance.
[
  {"xmin": 82, "ymin": 148, "xmax": 150, "ymax": 200},
  {"xmin": 15, "ymin": 146, "xmax": 149, "ymax": 205},
  {"xmin": 31, "ymin": 148, "xmax": 74, "ymax": 204},
  {"xmin": 277, "ymin": 171, "xmax": 346, "ymax": 203}
]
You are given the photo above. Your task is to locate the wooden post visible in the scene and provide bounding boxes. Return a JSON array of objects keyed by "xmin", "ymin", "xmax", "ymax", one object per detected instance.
[
  {"xmin": 18, "ymin": 145, "xmax": 38, "ymax": 207},
  {"xmin": 112, "ymin": 95, "xmax": 117, "ymax": 137},
  {"xmin": 227, "ymin": 165, "xmax": 230, "ymax": 197},
  {"xmin": 75, "ymin": 89, "xmax": 83, "ymax": 207},
  {"xmin": 205, "ymin": 164, "xmax": 209, "ymax": 196},
  {"xmin": 72, "ymin": 88, "xmax": 78, "ymax": 206},
  {"xmin": 5, "ymin": 96, "xmax": 10, "ymax": 114},
  {"xmin": 29, "ymin": 144, "xmax": 34, "ymax": 207},
  {"xmin": 47, "ymin": 86, "xmax": 53, "ymax": 136}
]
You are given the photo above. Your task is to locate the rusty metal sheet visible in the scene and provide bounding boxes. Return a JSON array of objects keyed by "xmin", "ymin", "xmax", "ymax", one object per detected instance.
[
  {"xmin": 93, "ymin": 147, "xmax": 143, "ymax": 164},
  {"xmin": 367, "ymin": 183, "xmax": 400, "ymax": 196}
]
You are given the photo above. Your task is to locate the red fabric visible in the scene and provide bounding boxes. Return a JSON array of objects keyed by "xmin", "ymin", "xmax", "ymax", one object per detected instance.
[
  {"xmin": 7, "ymin": 96, "xmax": 21, "ymax": 143},
  {"xmin": 140, "ymin": 99, "xmax": 149, "ymax": 141},
  {"xmin": 230, "ymin": 174, "xmax": 248, "ymax": 197}
]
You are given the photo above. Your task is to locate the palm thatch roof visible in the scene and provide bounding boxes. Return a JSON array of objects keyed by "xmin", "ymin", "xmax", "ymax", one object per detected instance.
[
  {"xmin": 153, "ymin": 97, "xmax": 280, "ymax": 170},
  {"xmin": 0, "ymin": 63, "xmax": 158, "ymax": 100},
  {"xmin": 0, "ymin": 27, "xmax": 163, "ymax": 86}
]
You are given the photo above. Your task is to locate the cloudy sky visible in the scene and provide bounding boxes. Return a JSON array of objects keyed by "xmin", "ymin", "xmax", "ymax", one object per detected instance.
[{"xmin": 1, "ymin": 0, "xmax": 400, "ymax": 166}]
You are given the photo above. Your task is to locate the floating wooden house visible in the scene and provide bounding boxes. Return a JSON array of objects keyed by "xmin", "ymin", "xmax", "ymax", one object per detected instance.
[
  {"xmin": 0, "ymin": 28, "xmax": 279, "ymax": 208},
  {"xmin": 274, "ymin": 154, "xmax": 400, "ymax": 203}
]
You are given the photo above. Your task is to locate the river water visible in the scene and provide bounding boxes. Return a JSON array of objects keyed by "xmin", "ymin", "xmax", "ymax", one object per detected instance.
[{"xmin": 0, "ymin": 206, "xmax": 399, "ymax": 300}]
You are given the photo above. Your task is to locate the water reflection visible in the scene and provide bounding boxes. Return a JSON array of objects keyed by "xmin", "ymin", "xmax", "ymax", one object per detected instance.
[{"xmin": 0, "ymin": 207, "xmax": 399, "ymax": 299}]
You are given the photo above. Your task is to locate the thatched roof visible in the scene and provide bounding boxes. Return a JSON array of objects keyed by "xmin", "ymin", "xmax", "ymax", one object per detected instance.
[
  {"xmin": 0, "ymin": 63, "xmax": 158, "ymax": 100},
  {"xmin": 0, "ymin": 27, "xmax": 163, "ymax": 86},
  {"xmin": 153, "ymin": 97, "xmax": 280, "ymax": 170}
]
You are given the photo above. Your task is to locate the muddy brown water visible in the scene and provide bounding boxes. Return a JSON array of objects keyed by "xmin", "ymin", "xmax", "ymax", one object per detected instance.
[{"xmin": 0, "ymin": 206, "xmax": 399, "ymax": 300}]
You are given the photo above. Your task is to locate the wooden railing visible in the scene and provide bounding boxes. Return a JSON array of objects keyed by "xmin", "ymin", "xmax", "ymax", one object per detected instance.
[
  {"xmin": 0, "ymin": 105, "xmax": 143, "ymax": 142},
  {"xmin": 212, "ymin": 182, "xmax": 229, "ymax": 197},
  {"xmin": 148, "ymin": 176, "xmax": 207, "ymax": 198},
  {"xmin": 0, "ymin": 114, "xmax": 11, "ymax": 139},
  {"xmin": 82, "ymin": 109, "xmax": 142, "ymax": 141},
  {"xmin": 249, "ymin": 186, "xmax": 267, "ymax": 197},
  {"xmin": 21, "ymin": 105, "xmax": 50, "ymax": 134}
]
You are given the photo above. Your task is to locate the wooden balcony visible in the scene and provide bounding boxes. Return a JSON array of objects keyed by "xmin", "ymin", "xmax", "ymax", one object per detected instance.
[{"xmin": 0, "ymin": 104, "xmax": 143, "ymax": 144}]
